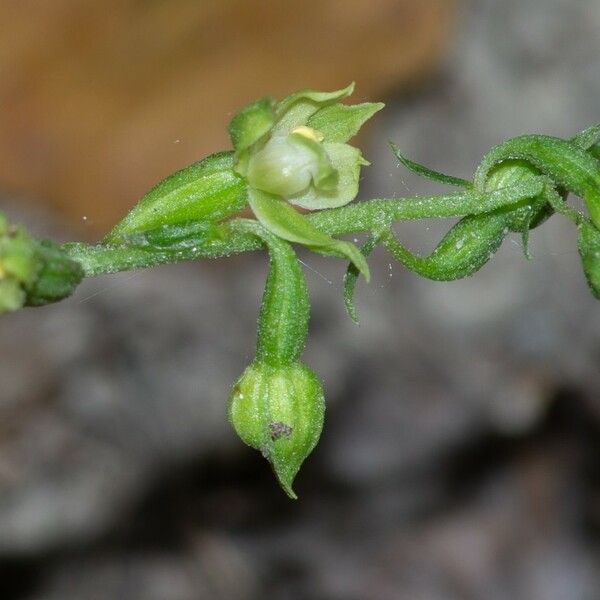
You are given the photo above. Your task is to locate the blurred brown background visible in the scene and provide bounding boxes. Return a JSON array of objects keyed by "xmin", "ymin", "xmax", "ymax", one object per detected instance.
[
  {"xmin": 0, "ymin": 0, "xmax": 452, "ymax": 233},
  {"xmin": 1, "ymin": 2, "xmax": 600, "ymax": 600}
]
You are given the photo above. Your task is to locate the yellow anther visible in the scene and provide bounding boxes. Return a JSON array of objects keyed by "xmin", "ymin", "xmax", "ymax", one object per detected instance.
[{"xmin": 290, "ymin": 126, "xmax": 324, "ymax": 143}]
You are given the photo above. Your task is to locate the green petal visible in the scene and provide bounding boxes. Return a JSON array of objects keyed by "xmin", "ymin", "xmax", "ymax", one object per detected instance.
[
  {"xmin": 289, "ymin": 143, "xmax": 365, "ymax": 210},
  {"xmin": 249, "ymin": 189, "xmax": 370, "ymax": 280},
  {"xmin": 307, "ymin": 102, "xmax": 384, "ymax": 143},
  {"xmin": 273, "ymin": 83, "xmax": 355, "ymax": 134},
  {"xmin": 288, "ymin": 132, "xmax": 338, "ymax": 192},
  {"xmin": 228, "ymin": 96, "xmax": 276, "ymax": 153}
]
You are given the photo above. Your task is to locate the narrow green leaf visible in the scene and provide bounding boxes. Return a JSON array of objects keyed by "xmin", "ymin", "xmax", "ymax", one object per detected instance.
[
  {"xmin": 390, "ymin": 142, "xmax": 473, "ymax": 189},
  {"xmin": 249, "ymin": 189, "xmax": 370, "ymax": 280},
  {"xmin": 106, "ymin": 152, "xmax": 248, "ymax": 243},
  {"xmin": 307, "ymin": 102, "xmax": 384, "ymax": 143},
  {"xmin": 343, "ymin": 234, "xmax": 381, "ymax": 323}
]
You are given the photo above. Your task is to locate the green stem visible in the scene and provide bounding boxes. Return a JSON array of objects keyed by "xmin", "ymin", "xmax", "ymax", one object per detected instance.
[{"xmin": 63, "ymin": 179, "xmax": 543, "ymax": 278}]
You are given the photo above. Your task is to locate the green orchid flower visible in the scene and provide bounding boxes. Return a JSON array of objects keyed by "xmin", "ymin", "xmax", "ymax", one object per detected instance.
[{"xmin": 229, "ymin": 83, "xmax": 383, "ymax": 280}]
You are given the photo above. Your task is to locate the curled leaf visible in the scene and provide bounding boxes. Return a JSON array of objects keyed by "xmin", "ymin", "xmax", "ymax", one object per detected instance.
[
  {"xmin": 474, "ymin": 135, "xmax": 600, "ymax": 229},
  {"xmin": 384, "ymin": 212, "xmax": 510, "ymax": 281}
]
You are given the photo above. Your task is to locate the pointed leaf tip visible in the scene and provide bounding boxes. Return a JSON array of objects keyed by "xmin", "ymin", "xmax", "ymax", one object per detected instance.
[{"xmin": 389, "ymin": 142, "xmax": 473, "ymax": 189}]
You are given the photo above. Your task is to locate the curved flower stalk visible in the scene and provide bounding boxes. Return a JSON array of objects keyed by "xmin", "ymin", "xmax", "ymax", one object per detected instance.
[{"xmin": 227, "ymin": 219, "xmax": 324, "ymax": 499}]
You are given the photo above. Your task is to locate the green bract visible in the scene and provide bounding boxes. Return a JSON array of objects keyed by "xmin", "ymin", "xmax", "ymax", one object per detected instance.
[
  {"xmin": 105, "ymin": 152, "xmax": 247, "ymax": 244},
  {"xmin": 230, "ymin": 83, "xmax": 383, "ymax": 280}
]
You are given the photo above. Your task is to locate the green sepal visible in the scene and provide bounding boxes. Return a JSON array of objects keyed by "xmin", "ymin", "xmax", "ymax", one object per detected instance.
[
  {"xmin": 229, "ymin": 97, "xmax": 276, "ymax": 154},
  {"xmin": 578, "ymin": 219, "xmax": 600, "ymax": 299},
  {"xmin": 384, "ymin": 212, "xmax": 510, "ymax": 281},
  {"xmin": 307, "ymin": 102, "xmax": 384, "ymax": 143},
  {"xmin": 343, "ymin": 233, "xmax": 381, "ymax": 323},
  {"xmin": 474, "ymin": 135, "xmax": 600, "ymax": 229},
  {"xmin": 390, "ymin": 142, "xmax": 473, "ymax": 189},
  {"xmin": 228, "ymin": 361, "xmax": 325, "ymax": 499},
  {"xmin": 229, "ymin": 219, "xmax": 309, "ymax": 367},
  {"xmin": 289, "ymin": 143, "xmax": 366, "ymax": 210},
  {"xmin": 273, "ymin": 83, "xmax": 355, "ymax": 135},
  {"xmin": 249, "ymin": 189, "xmax": 370, "ymax": 280},
  {"xmin": 106, "ymin": 152, "xmax": 248, "ymax": 243}
]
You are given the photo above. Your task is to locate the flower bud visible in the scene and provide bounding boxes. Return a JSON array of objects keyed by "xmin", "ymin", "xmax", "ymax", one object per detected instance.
[
  {"xmin": 0, "ymin": 220, "xmax": 41, "ymax": 315},
  {"xmin": 228, "ymin": 361, "xmax": 325, "ymax": 499},
  {"xmin": 0, "ymin": 214, "xmax": 84, "ymax": 315}
]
